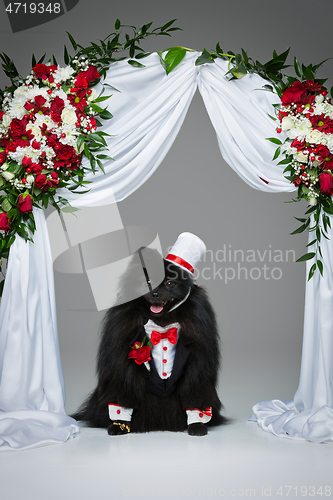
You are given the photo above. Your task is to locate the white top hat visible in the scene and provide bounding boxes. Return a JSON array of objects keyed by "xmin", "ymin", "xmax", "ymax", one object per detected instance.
[{"xmin": 165, "ymin": 232, "xmax": 206, "ymax": 274}]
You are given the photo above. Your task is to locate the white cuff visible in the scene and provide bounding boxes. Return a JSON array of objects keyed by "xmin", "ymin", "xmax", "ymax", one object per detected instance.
[
  {"xmin": 186, "ymin": 407, "xmax": 212, "ymax": 425},
  {"xmin": 108, "ymin": 404, "xmax": 133, "ymax": 422}
]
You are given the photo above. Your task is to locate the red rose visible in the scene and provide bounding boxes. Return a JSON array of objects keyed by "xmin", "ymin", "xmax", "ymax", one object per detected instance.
[
  {"xmin": 18, "ymin": 194, "xmax": 33, "ymax": 213},
  {"xmin": 319, "ymin": 172, "xmax": 333, "ymax": 196},
  {"xmin": 35, "ymin": 174, "xmax": 47, "ymax": 189},
  {"xmin": 0, "ymin": 111, "xmax": 4, "ymax": 120},
  {"xmin": 281, "ymin": 81, "xmax": 307, "ymax": 106},
  {"xmin": 57, "ymin": 144, "xmax": 75, "ymax": 160},
  {"xmin": 0, "ymin": 212, "xmax": 11, "ymax": 232},
  {"xmin": 80, "ymin": 65, "xmax": 100, "ymax": 83},
  {"xmin": 128, "ymin": 345, "xmax": 151, "ymax": 365}
]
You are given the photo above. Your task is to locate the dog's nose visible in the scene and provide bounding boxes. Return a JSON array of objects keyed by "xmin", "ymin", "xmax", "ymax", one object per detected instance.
[{"xmin": 151, "ymin": 292, "xmax": 159, "ymax": 300}]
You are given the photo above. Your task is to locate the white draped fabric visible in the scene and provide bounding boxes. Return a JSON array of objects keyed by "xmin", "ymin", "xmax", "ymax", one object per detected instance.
[{"xmin": 1, "ymin": 52, "xmax": 332, "ymax": 449}]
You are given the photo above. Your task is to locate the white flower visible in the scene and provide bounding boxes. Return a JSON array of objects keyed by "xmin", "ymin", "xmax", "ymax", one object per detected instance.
[
  {"xmin": 87, "ymin": 88, "xmax": 98, "ymax": 101},
  {"xmin": 1, "ymin": 170, "xmax": 15, "ymax": 181},
  {"xmin": 315, "ymin": 94, "xmax": 324, "ymax": 104},
  {"xmin": 53, "ymin": 66, "xmax": 75, "ymax": 84},
  {"xmin": 26, "ymin": 174, "xmax": 35, "ymax": 184},
  {"xmin": 14, "ymin": 85, "xmax": 29, "ymax": 99},
  {"xmin": 61, "ymin": 106, "xmax": 77, "ymax": 126},
  {"xmin": 2, "ymin": 114, "xmax": 12, "ymax": 128},
  {"xmin": 306, "ymin": 129, "xmax": 324, "ymax": 144},
  {"xmin": 29, "ymin": 124, "xmax": 42, "ymax": 141},
  {"xmin": 296, "ymin": 152, "xmax": 308, "ymax": 163},
  {"xmin": 281, "ymin": 116, "xmax": 294, "ymax": 131},
  {"xmin": 308, "ymin": 197, "xmax": 318, "ymax": 206}
]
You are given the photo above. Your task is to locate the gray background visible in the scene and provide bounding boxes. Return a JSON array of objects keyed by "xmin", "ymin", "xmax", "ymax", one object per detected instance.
[{"xmin": 1, "ymin": 0, "xmax": 332, "ymax": 420}]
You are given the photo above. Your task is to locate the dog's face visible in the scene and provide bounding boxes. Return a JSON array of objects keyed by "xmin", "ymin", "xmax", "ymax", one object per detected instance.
[{"xmin": 144, "ymin": 261, "xmax": 192, "ymax": 319}]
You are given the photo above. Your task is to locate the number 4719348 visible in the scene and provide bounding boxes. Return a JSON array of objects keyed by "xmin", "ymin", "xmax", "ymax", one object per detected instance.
[{"xmin": 5, "ymin": 3, "xmax": 61, "ymax": 14}]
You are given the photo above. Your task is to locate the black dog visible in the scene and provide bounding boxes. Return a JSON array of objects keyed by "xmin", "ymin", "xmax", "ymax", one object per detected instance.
[{"xmin": 72, "ymin": 250, "xmax": 227, "ymax": 436}]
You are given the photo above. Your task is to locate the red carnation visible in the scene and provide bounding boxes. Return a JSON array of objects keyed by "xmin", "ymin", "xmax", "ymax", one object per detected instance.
[
  {"xmin": 68, "ymin": 91, "xmax": 87, "ymax": 112},
  {"xmin": 310, "ymin": 114, "xmax": 333, "ymax": 134},
  {"xmin": 50, "ymin": 96, "xmax": 65, "ymax": 113},
  {"xmin": 304, "ymin": 80, "xmax": 323, "ymax": 93},
  {"xmin": 31, "ymin": 164, "xmax": 42, "ymax": 175},
  {"xmin": 73, "ymin": 74, "xmax": 88, "ymax": 91},
  {"xmin": 46, "ymin": 171, "xmax": 59, "ymax": 189},
  {"xmin": 0, "ymin": 212, "xmax": 11, "ymax": 232},
  {"xmin": 80, "ymin": 65, "xmax": 100, "ymax": 83},
  {"xmin": 319, "ymin": 172, "xmax": 333, "ymax": 196},
  {"xmin": 281, "ymin": 81, "xmax": 307, "ymax": 106},
  {"xmin": 32, "ymin": 63, "xmax": 57, "ymax": 79},
  {"xmin": 51, "ymin": 111, "xmax": 62, "ymax": 125},
  {"xmin": 18, "ymin": 193, "xmax": 33, "ymax": 212}
]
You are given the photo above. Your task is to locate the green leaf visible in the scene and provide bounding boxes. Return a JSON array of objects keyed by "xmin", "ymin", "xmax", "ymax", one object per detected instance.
[
  {"xmin": 64, "ymin": 45, "xmax": 70, "ymax": 65},
  {"xmin": 294, "ymin": 56, "xmax": 302, "ymax": 78},
  {"xmin": 267, "ymin": 137, "xmax": 282, "ymax": 145},
  {"xmin": 160, "ymin": 19, "xmax": 177, "ymax": 31},
  {"xmin": 94, "ymin": 95, "xmax": 112, "ymax": 103},
  {"xmin": 99, "ymin": 109, "xmax": 113, "ymax": 120},
  {"xmin": 115, "ymin": 19, "xmax": 121, "ymax": 31},
  {"xmin": 296, "ymin": 252, "xmax": 316, "ymax": 262},
  {"xmin": 306, "ymin": 239, "xmax": 317, "ymax": 248},
  {"xmin": 317, "ymin": 259, "xmax": 324, "ymax": 276},
  {"xmin": 277, "ymin": 157, "xmax": 292, "ymax": 165},
  {"xmin": 305, "ymin": 205, "xmax": 317, "ymax": 215},
  {"xmin": 230, "ymin": 62, "xmax": 248, "ymax": 79},
  {"xmin": 195, "ymin": 48, "xmax": 215, "ymax": 67},
  {"xmin": 61, "ymin": 204, "xmax": 80, "ymax": 213},
  {"xmin": 308, "ymin": 263, "xmax": 317, "ymax": 280},
  {"xmin": 1, "ymin": 198, "xmax": 12, "ymax": 212},
  {"xmin": 77, "ymin": 134, "xmax": 85, "ymax": 152},
  {"xmin": 127, "ymin": 59, "xmax": 145, "ymax": 68},
  {"xmin": 164, "ymin": 47, "xmax": 187, "ymax": 74},
  {"xmin": 6, "ymin": 162, "xmax": 22, "ymax": 174},
  {"xmin": 290, "ymin": 223, "xmax": 307, "ymax": 235},
  {"xmin": 66, "ymin": 32, "xmax": 77, "ymax": 51},
  {"xmin": 272, "ymin": 147, "xmax": 281, "ymax": 161}
]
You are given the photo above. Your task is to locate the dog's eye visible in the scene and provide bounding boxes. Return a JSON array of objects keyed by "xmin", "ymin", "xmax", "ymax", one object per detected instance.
[{"xmin": 165, "ymin": 280, "xmax": 175, "ymax": 288}]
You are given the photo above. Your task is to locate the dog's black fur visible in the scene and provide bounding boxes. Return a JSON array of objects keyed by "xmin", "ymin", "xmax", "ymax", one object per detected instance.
[{"xmin": 72, "ymin": 251, "xmax": 227, "ymax": 436}]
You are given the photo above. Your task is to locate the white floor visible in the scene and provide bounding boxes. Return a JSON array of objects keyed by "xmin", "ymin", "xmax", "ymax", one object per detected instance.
[{"xmin": 1, "ymin": 419, "xmax": 332, "ymax": 500}]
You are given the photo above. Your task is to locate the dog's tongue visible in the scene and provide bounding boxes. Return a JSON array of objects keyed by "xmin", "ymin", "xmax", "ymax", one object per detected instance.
[{"xmin": 150, "ymin": 303, "xmax": 163, "ymax": 314}]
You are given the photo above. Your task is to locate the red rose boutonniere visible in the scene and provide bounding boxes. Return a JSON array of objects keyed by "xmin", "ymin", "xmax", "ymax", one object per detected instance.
[{"xmin": 128, "ymin": 337, "xmax": 152, "ymax": 371}]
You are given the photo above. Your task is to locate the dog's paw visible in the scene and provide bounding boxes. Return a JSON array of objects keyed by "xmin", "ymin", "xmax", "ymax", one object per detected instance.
[
  {"xmin": 187, "ymin": 423, "xmax": 208, "ymax": 436},
  {"xmin": 107, "ymin": 420, "xmax": 131, "ymax": 436}
]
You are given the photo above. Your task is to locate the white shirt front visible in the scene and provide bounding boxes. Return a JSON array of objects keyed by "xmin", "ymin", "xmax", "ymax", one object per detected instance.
[{"xmin": 144, "ymin": 320, "xmax": 180, "ymax": 380}]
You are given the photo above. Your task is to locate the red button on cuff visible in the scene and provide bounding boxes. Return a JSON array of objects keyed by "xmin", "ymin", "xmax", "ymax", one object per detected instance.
[
  {"xmin": 162, "ymin": 359, "xmax": 167, "ymax": 363},
  {"xmin": 199, "ymin": 412, "xmax": 203, "ymax": 418},
  {"xmin": 116, "ymin": 409, "xmax": 121, "ymax": 415}
]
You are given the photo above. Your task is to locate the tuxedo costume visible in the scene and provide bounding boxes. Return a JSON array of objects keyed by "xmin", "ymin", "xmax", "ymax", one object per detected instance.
[
  {"xmin": 72, "ymin": 268, "xmax": 227, "ymax": 434},
  {"xmin": 73, "ymin": 233, "xmax": 227, "ymax": 435}
]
